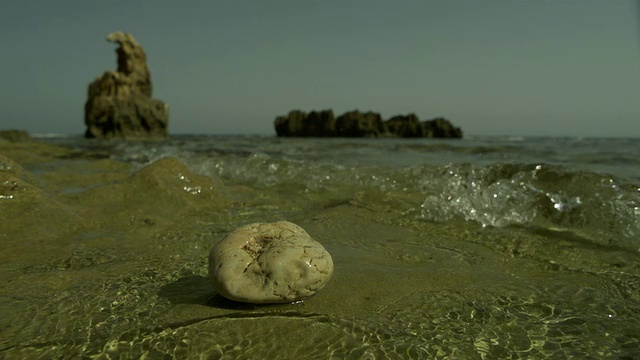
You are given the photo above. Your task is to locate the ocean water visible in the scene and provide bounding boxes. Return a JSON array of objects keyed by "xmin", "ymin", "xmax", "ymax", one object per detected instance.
[{"xmin": 1, "ymin": 134, "xmax": 639, "ymax": 359}]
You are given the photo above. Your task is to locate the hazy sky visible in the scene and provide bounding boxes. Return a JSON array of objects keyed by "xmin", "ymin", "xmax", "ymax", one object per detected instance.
[{"xmin": 1, "ymin": 0, "xmax": 639, "ymax": 137}]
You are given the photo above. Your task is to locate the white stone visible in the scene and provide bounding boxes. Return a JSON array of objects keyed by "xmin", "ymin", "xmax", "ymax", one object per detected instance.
[{"xmin": 208, "ymin": 221, "xmax": 334, "ymax": 303}]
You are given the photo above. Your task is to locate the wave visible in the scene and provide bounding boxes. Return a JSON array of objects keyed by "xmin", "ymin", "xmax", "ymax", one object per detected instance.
[
  {"xmin": 61, "ymin": 136, "xmax": 639, "ymax": 251},
  {"xmin": 167, "ymin": 151, "xmax": 639, "ymax": 250},
  {"xmin": 416, "ymin": 163, "xmax": 639, "ymax": 250}
]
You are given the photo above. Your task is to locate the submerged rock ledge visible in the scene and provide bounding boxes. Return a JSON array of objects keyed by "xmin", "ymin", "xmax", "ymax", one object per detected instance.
[{"xmin": 274, "ymin": 109, "xmax": 463, "ymax": 138}]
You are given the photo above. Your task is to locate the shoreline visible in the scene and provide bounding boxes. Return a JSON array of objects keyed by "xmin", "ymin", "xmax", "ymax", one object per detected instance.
[{"xmin": 1, "ymin": 136, "xmax": 638, "ymax": 358}]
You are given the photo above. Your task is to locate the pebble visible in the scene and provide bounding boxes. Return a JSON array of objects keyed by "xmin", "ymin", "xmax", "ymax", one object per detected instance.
[{"xmin": 208, "ymin": 221, "xmax": 334, "ymax": 303}]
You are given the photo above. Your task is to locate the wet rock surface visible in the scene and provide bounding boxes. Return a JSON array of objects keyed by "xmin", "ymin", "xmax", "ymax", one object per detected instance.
[
  {"xmin": 2, "ymin": 138, "xmax": 638, "ymax": 358},
  {"xmin": 208, "ymin": 221, "xmax": 334, "ymax": 303}
]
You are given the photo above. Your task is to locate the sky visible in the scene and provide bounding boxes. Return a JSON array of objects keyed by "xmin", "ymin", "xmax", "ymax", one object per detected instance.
[{"xmin": 0, "ymin": 0, "xmax": 639, "ymax": 137}]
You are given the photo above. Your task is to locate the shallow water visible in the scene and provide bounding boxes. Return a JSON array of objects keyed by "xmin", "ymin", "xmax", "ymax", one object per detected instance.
[{"xmin": 1, "ymin": 135, "xmax": 639, "ymax": 359}]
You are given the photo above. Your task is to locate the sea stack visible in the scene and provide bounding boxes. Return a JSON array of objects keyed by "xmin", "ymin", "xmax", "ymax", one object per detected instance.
[
  {"xmin": 208, "ymin": 221, "xmax": 334, "ymax": 304},
  {"xmin": 84, "ymin": 32, "xmax": 169, "ymax": 140}
]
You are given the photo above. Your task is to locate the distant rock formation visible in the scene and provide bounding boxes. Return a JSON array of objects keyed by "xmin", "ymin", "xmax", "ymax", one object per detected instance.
[
  {"xmin": 84, "ymin": 32, "xmax": 168, "ymax": 140},
  {"xmin": 423, "ymin": 117, "xmax": 463, "ymax": 138},
  {"xmin": 0, "ymin": 130, "xmax": 30, "ymax": 142},
  {"xmin": 274, "ymin": 110, "xmax": 463, "ymax": 138},
  {"xmin": 275, "ymin": 110, "xmax": 335, "ymax": 137},
  {"xmin": 385, "ymin": 114, "xmax": 424, "ymax": 137},
  {"xmin": 335, "ymin": 111, "xmax": 385, "ymax": 137}
]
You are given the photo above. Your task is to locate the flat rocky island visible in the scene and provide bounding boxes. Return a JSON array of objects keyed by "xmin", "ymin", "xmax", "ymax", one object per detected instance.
[{"xmin": 274, "ymin": 109, "xmax": 463, "ymax": 138}]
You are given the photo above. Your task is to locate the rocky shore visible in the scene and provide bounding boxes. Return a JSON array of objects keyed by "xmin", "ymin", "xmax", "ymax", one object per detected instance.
[{"xmin": 274, "ymin": 109, "xmax": 463, "ymax": 138}]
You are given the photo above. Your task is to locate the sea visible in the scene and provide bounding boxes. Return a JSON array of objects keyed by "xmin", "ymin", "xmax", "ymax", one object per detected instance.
[{"xmin": 1, "ymin": 134, "xmax": 639, "ymax": 359}]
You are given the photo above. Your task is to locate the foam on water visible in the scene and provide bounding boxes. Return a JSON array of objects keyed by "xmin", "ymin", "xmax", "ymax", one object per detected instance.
[
  {"xmin": 160, "ymin": 155, "xmax": 640, "ymax": 252},
  {"xmin": 81, "ymin": 135, "xmax": 639, "ymax": 251},
  {"xmin": 417, "ymin": 163, "xmax": 640, "ymax": 250}
]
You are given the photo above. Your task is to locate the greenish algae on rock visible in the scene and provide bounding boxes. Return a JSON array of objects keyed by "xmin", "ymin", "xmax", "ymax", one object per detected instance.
[{"xmin": 0, "ymin": 139, "xmax": 639, "ymax": 359}]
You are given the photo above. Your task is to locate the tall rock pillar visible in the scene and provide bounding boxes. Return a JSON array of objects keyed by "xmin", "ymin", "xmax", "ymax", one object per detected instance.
[{"xmin": 84, "ymin": 32, "xmax": 169, "ymax": 140}]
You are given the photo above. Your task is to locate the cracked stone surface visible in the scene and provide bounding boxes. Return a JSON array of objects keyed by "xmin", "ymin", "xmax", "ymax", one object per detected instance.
[{"xmin": 208, "ymin": 221, "xmax": 334, "ymax": 303}]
